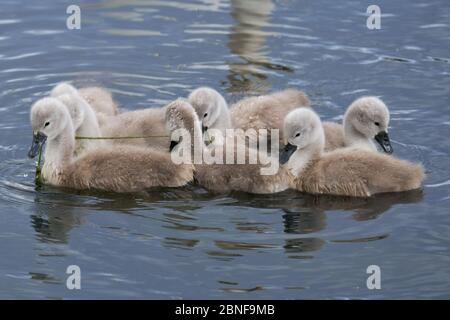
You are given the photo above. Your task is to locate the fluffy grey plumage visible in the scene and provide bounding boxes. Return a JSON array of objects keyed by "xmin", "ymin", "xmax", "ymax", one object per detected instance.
[{"xmin": 282, "ymin": 108, "xmax": 424, "ymax": 197}]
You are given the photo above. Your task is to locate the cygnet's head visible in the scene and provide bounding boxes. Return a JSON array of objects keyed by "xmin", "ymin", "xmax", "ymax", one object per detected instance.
[
  {"xmin": 165, "ymin": 99, "xmax": 202, "ymax": 152},
  {"xmin": 188, "ymin": 87, "xmax": 227, "ymax": 133},
  {"xmin": 50, "ymin": 83, "xmax": 87, "ymax": 130},
  {"xmin": 28, "ymin": 98, "xmax": 71, "ymax": 158},
  {"xmin": 50, "ymin": 82, "xmax": 78, "ymax": 97},
  {"xmin": 54, "ymin": 93, "xmax": 85, "ymax": 130},
  {"xmin": 345, "ymin": 96, "xmax": 392, "ymax": 153},
  {"xmin": 280, "ymin": 108, "xmax": 324, "ymax": 165}
]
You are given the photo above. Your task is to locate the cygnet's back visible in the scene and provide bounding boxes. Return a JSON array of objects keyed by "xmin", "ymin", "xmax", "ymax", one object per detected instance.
[
  {"xmin": 62, "ymin": 145, "xmax": 193, "ymax": 192},
  {"xmin": 79, "ymin": 86, "xmax": 119, "ymax": 118},
  {"xmin": 99, "ymin": 106, "xmax": 169, "ymax": 151},
  {"xmin": 294, "ymin": 149, "xmax": 425, "ymax": 197},
  {"xmin": 194, "ymin": 139, "xmax": 290, "ymax": 194},
  {"xmin": 230, "ymin": 89, "xmax": 310, "ymax": 144}
]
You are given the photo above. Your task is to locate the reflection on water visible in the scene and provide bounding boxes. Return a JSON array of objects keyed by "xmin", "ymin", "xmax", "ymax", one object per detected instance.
[
  {"xmin": 284, "ymin": 237, "xmax": 325, "ymax": 257},
  {"xmin": 93, "ymin": 0, "xmax": 224, "ymax": 12},
  {"xmin": 227, "ymin": 0, "xmax": 274, "ymax": 93},
  {"xmin": 31, "ymin": 208, "xmax": 82, "ymax": 244},
  {"xmin": 283, "ymin": 210, "xmax": 327, "ymax": 234},
  {"xmin": 230, "ymin": 189, "xmax": 424, "ymax": 224},
  {"xmin": 1, "ymin": 0, "xmax": 450, "ymax": 299},
  {"xmin": 227, "ymin": 0, "xmax": 293, "ymax": 93},
  {"xmin": 27, "ymin": 186, "xmax": 425, "ymax": 258}
]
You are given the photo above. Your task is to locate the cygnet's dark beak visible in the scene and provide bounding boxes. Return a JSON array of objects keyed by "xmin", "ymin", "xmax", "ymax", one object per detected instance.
[
  {"xmin": 279, "ymin": 143, "xmax": 297, "ymax": 165},
  {"xmin": 202, "ymin": 125, "xmax": 208, "ymax": 134},
  {"xmin": 374, "ymin": 131, "xmax": 393, "ymax": 154},
  {"xmin": 28, "ymin": 132, "xmax": 47, "ymax": 159},
  {"xmin": 169, "ymin": 140, "xmax": 179, "ymax": 152}
]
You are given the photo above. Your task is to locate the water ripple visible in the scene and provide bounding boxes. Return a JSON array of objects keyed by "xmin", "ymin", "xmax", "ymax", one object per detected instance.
[
  {"xmin": 0, "ymin": 159, "xmax": 36, "ymax": 205},
  {"xmin": 0, "ymin": 19, "xmax": 21, "ymax": 25},
  {"xmin": 0, "ymin": 52, "xmax": 44, "ymax": 61},
  {"xmin": 101, "ymin": 28, "xmax": 166, "ymax": 37}
]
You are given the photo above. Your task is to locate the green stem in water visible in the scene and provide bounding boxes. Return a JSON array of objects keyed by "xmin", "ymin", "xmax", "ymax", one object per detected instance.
[
  {"xmin": 35, "ymin": 143, "xmax": 43, "ymax": 187},
  {"xmin": 75, "ymin": 135, "xmax": 168, "ymax": 140}
]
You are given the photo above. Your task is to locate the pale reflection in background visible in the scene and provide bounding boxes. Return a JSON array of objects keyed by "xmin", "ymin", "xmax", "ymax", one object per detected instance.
[
  {"xmin": 226, "ymin": 0, "xmax": 294, "ymax": 94},
  {"xmin": 227, "ymin": 0, "xmax": 274, "ymax": 93}
]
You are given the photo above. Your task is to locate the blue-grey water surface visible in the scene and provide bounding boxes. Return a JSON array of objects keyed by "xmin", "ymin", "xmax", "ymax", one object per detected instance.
[{"xmin": 0, "ymin": 0, "xmax": 450, "ymax": 299}]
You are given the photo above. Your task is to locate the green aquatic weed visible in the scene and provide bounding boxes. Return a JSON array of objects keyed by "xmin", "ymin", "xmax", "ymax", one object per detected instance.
[{"xmin": 35, "ymin": 143, "xmax": 43, "ymax": 187}]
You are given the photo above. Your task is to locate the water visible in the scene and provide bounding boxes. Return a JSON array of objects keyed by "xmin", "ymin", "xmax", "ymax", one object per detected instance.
[{"xmin": 0, "ymin": 0, "xmax": 449, "ymax": 299}]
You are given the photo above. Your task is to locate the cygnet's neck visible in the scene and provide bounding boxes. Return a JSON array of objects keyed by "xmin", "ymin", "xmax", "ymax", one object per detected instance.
[
  {"xmin": 343, "ymin": 119, "xmax": 376, "ymax": 151},
  {"xmin": 77, "ymin": 101, "xmax": 101, "ymax": 137},
  {"xmin": 44, "ymin": 122, "xmax": 75, "ymax": 171},
  {"xmin": 287, "ymin": 131, "xmax": 325, "ymax": 177},
  {"xmin": 188, "ymin": 118, "xmax": 205, "ymax": 164},
  {"xmin": 212, "ymin": 96, "xmax": 232, "ymax": 130}
]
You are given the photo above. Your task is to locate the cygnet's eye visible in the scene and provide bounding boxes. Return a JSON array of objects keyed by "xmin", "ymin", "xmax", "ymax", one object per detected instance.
[
  {"xmin": 204, "ymin": 113, "xmax": 208, "ymax": 118},
  {"xmin": 44, "ymin": 121, "xmax": 50, "ymax": 128},
  {"xmin": 295, "ymin": 132, "xmax": 301, "ymax": 138},
  {"xmin": 374, "ymin": 122, "xmax": 380, "ymax": 126}
]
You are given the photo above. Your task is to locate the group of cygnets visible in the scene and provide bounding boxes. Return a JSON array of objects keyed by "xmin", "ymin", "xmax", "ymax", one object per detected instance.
[{"xmin": 28, "ymin": 83, "xmax": 425, "ymax": 197}]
